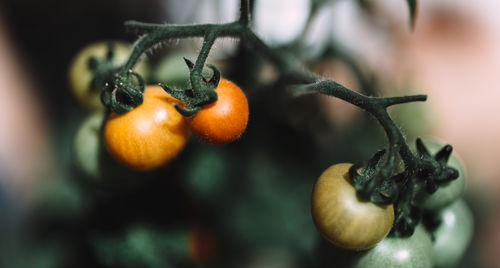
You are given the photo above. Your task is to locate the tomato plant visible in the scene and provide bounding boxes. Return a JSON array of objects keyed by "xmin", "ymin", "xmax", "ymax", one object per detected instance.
[
  {"xmin": 187, "ymin": 78, "xmax": 249, "ymax": 145},
  {"xmin": 311, "ymin": 163, "xmax": 394, "ymax": 250},
  {"xmin": 68, "ymin": 41, "xmax": 148, "ymax": 110},
  {"xmin": 14, "ymin": 0, "xmax": 477, "ymax": 267},
  {"xmin": 414, "ymin": 138, "xmax": 467, "ymax": 211},
  {"xmin": 103, "ymin": 85, "xmax": 189, "ymax": 170}
]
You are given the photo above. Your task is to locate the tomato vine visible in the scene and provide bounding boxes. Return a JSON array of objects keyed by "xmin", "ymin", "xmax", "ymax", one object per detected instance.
[{"xmin": 86, "ymin": 0, "xmax": 461, "ymax": 238}]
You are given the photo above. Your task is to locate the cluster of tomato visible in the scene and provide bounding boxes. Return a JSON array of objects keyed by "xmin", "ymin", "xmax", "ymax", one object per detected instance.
[
  {"xmin": 70, "ymin": 41, "xmax": 249, "ymax": 175},
  {"xmin": 69, "ymin": 41, "xmax": 472, "ymax": 268},
  {"xmin": 68, "ymin": 41, "xmax": 244, "ymax": 266},
  {"xmin": 311, "ymin": 138, "xmax": 473, "ymax": 267}
]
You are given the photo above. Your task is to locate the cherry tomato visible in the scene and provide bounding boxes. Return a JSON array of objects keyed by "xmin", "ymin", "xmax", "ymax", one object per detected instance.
[
  {"xmin": 68, "ymin": 41, "xmax": 148, "ymax": 110},
  {"xmin": 73, "ymin": 111, "xmax": 105, "ymax": 180},
  {"xmin": 188, "ymin": 78, "xmax": 249, "ymax": 145},
  {"xmin": 103, "ymin": 85, "xmax": 189, "ymax": 171},
  {"xmin": 414, "ymin": 137, "xmax": 467, "ymax": 211},
  {"xmin": 320, "ymin": 225, "xmax": 434, "ymax": 267},
  {"xmin": 430, "ymin": 199, "xmax": 473, "ymax": 268},
  {"xmin": 353, "ymin": 225, "xmax": 434, "ymax": 267},
  {"xmin": 311, "ymin": 163, "xmax": 394, "ymax": 250}
]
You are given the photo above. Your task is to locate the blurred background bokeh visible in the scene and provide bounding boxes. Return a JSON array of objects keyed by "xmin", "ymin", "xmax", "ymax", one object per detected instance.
[{"xmin": 0, "ymin": 0, "xmax": 499, "ymax": 267}]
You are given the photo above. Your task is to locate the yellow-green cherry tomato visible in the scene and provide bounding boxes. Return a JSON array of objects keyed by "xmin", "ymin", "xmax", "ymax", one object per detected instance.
[
  {"xmin": 431, "ymin": 199, "xmax": 474, "ymax": 268},
  {"xmin": 73, "ymin": 111, "xmax": 105, "ymax": 180},
  {"xmin": 415, "ymin": 138, "xmax": 467, "ymax": 211},
  {"xmin": 311, "ymin": 163, "xmax": 394, "ymax": 250},
  {"xmin": 68, "ymin": 41, "xmax": 148, "ymax": 110}
]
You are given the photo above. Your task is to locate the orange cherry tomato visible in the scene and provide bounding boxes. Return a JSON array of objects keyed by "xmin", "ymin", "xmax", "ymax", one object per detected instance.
[
  {"xmin": 188, "ymin": 78, "xmax": 249, "ymax": 145},
  {"xmin": 103, "ymin": 85, "xmax": 189, "ymax": 171}
]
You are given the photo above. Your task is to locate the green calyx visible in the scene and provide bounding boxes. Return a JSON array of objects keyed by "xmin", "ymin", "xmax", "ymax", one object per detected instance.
[
  {"xmin": 87, "ymin": 42, "xmax": 117, "ymax": 93},
  {"xmin": 415, "ymin": 138, "xmax": 459, "ymax": 194},
  {"xmin": 349, "ymin": 150, "xmax": 399, "ymax": 205},
  {"xmin": 100, "ymin": 69, "xmax": 146, "ymax": 114},
  {"xmin": 159, "ymin": 58, "xmax": 220, "ymax": 117},
  {"xmin": 348, "ymin": 138, "xmax": 460, "ymax": 238},
  {"xmin": 87, "ymin": 42, "xmax": 146, "ymax": 114}
]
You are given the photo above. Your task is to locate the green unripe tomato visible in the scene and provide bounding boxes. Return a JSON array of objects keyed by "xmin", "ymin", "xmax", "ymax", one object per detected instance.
[
  {"xmin": 327, "ymin": 225, "xmax": 434, "ymax": 268},
  {"xmin": 68, "ymin": 41, "xmax": 149, "ymax": 110},
  {"xmin": 355, "ymin": 225, "xmax": 433, "ymax": 268},
  {"xmin": 414, "ymin": 138, "xmax": 467, "ymax": 211},
  {"xmin": 431, "ymin": 199, "xmax": 474, "ymax": 268},
  {"xmin": 73, "ymin": 111, "xmax": 105, "ymax": 180}
]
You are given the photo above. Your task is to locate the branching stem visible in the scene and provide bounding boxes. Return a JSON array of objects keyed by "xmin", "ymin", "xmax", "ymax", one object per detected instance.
[
  {"xmin": 240, "ymin": 0, "xmax": 251, "ymax": 26},
  {"xmin": 191, "ymin": 30, "xmax": 217, "ymax": 94},
  {"xmin": 291, "ymin": 80, "xmax": 424, "ymax": 170},
  {"xmin": 104, "ymin": 0, "xmax": 438, "ymax": 236},
  {"xmin": 121, "ymin": 21, "xmax": 244, "ymax": 74},
  {"xmin": 119, "ymin": 0, "xmax": 430, "ymax": 184}
]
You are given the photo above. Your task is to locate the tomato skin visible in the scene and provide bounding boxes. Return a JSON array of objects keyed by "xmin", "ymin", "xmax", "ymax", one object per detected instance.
[
  {"xmin": 188, "ymin": 78, "xmax": 249, "ymax": 145},
  {"xmin": 311, "ymin": 163, "xmax": 394, "ymax": 250},
  {"xmin": 68, "ymin": 41, "xmax": 148, "ymax": 110},
  {"xmin": 103, "ymin": 85, "xmax": 189, "ymax": 171},
  {"xmin": 430, "ymin": 199, "xmax": 473, "ymax": 268},
  {"xmin": 414, "ymin": 138, "xmax": 467, "ymax": 211}
]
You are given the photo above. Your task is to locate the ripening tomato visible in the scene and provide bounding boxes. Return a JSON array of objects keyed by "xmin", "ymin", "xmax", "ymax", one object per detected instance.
[
  {"xmin": 103, "ymin": 85, "xmax": 189, "ymax": 170},
  {"xmin": 188, "ymin": 78, "xmax": 249, "ymax": 145},
  {"xmin": 414, "ymin": 137, "xmax": 467, "ymax": 211},
  {"xmin": 311, "ymin": 163, "xmax": 394, "ymax": 250},
  {"xmin": 68, "ymin": 41, "xmax": 148, "ymax": 110}
]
